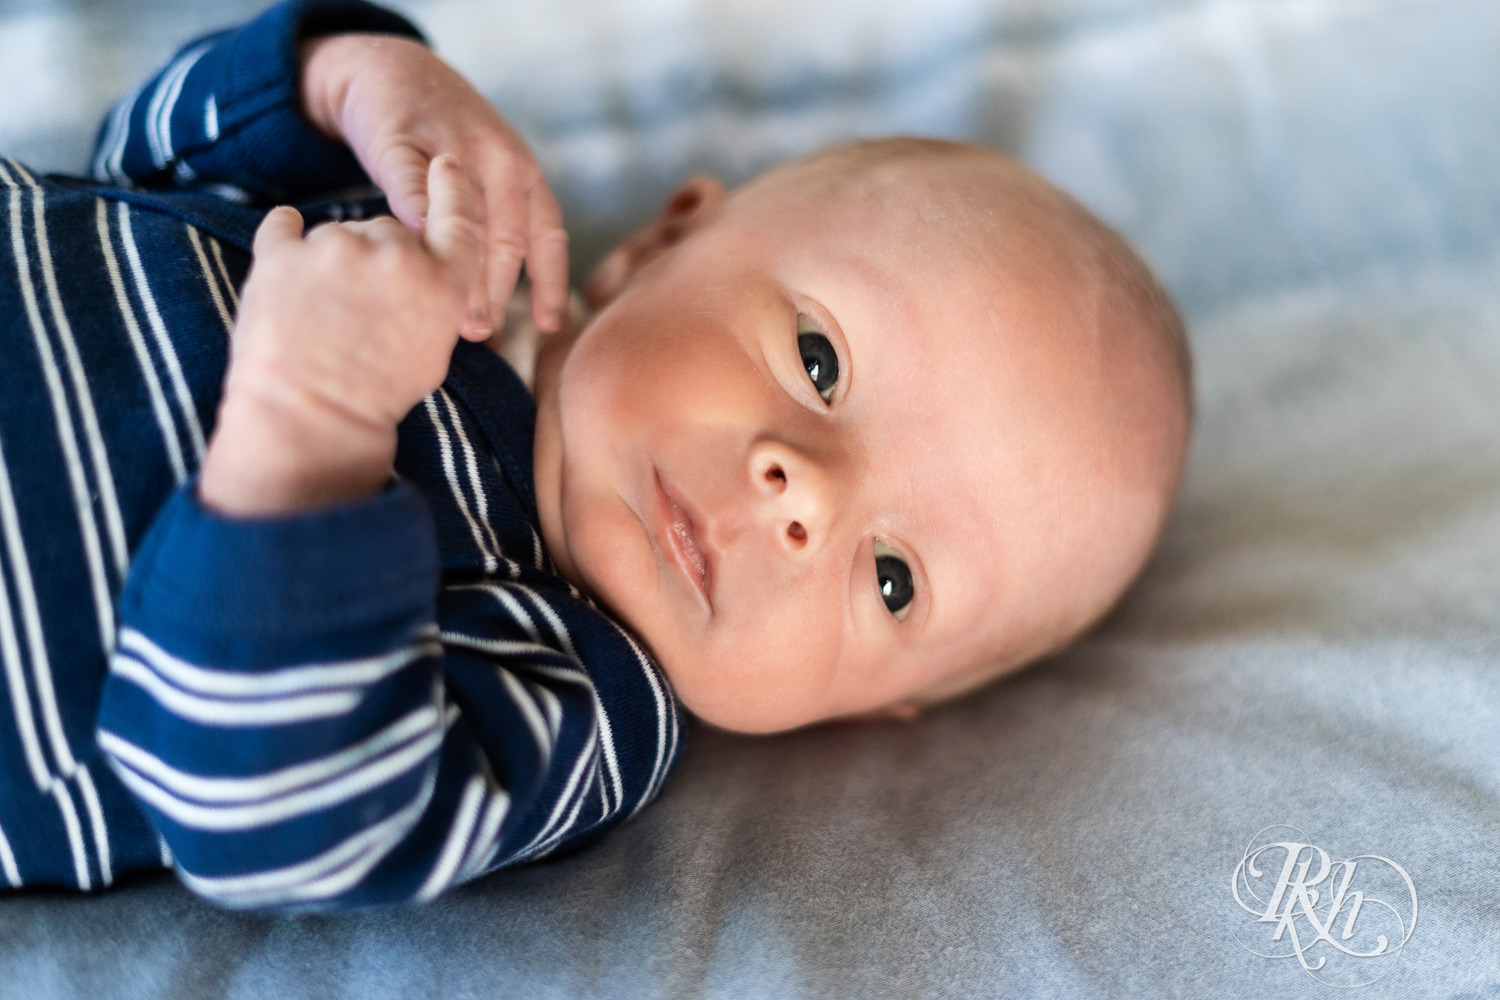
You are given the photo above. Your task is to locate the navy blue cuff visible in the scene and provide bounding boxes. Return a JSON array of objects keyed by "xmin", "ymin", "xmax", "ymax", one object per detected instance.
[
  {"xmin": 119, "ymin": 478, "xmax": 440, "ymax": 666},
  {"xmin": 194, "ymin": 0, "xmax": 427, "ymax": 199}
]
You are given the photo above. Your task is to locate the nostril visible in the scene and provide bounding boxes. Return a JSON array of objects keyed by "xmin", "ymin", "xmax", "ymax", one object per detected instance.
[
  {"xmin": 765, "ymin": 464, "xmax": 786, "ymax": 486},
  {"xmin": 787, "ymin": 521, "xmax": 807, "ymax": 544}
]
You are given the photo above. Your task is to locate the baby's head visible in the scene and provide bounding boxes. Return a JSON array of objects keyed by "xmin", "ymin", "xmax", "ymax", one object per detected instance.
[{"xmin": 532, "ymin": 138, "xmax": 1190, "ymax": 734}]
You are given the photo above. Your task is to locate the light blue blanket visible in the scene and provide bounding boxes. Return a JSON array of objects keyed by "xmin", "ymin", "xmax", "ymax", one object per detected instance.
[{"xmin": 1, "ymin": 0, "xmax": 1497, "ymax": 996}]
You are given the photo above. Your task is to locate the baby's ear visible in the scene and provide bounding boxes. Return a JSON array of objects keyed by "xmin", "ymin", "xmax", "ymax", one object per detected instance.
[{"xmin": 583, "ymin": 176, "xmax": 726, "ymax": 309}]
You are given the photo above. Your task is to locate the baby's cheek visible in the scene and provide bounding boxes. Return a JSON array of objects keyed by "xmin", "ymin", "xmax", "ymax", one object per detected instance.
[{"xmin": 682, "ymin": 584, "xmax": 844, "ymax": 733}]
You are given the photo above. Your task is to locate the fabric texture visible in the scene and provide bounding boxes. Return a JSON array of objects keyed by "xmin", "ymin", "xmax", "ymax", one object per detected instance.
[
  {"xmin": 0, "ymin": 0, "xmax": 1496, "ymax": 995},
  {"xmin": 0, "ymin": 0, "xmax": 683, "ymax": 912}
]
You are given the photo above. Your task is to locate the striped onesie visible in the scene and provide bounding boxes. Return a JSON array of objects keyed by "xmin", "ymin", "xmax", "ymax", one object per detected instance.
[{"xmin": 0, "ymin": 0, "xmax": 683, "ymax": 910}]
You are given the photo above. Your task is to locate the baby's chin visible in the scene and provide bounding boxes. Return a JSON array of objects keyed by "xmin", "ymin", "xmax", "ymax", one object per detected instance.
[
  {"xmin": 656, "ymin": 652, "xmax": 908, "ymax": 735},
  {"xmin": 653, "ymin": 663, "xmax": 827, "ymax": 735},
  {"xmin": 678, "ymin": 686, "xmax": 923, "ymax": 735}
]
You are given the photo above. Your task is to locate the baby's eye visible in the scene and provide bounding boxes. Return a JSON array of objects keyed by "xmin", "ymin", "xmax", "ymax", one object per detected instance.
[
  {"xmin": 873, "ymin": 540, "xmax": 914, "ymax": 621},
  {"xmin": 797, "ymin": 314, "xmax": 839, "ymax": 403}
]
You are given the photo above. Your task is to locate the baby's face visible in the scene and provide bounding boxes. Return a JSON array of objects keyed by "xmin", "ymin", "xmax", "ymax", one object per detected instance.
[{"xmin": 532, "ymin": 150, "xmax": 1180, "ymax": 733}]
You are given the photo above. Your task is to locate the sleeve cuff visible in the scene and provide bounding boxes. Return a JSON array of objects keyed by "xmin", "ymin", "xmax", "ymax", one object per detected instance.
[{"xmin": 119, "ymin": 478, "xmax": 440, "ymax": 665}]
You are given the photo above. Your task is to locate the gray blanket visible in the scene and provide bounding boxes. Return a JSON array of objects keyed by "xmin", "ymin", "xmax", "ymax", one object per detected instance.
[{"xmin": 1, "ymin": 0, "xmax": 1497, "ymax": 996}]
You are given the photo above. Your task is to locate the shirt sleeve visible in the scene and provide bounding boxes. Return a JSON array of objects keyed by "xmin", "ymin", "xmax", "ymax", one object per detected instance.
[
  {"xmin": 93, "ymin": 481, "xmax": 679, "ymax": 911},
  {"xmin": 89, "ymin": 0, "xmax": 425, "ymax": 202}
]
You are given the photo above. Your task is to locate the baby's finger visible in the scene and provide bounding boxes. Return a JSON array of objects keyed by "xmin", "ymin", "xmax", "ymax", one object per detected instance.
[
  {"xmin": 423, "ymin": 154, "xmax": 485, "ymax": 312},
  {"xmin": 460, "ymin": 193, "xmax": 493, "ymax": 340},
  {"xmin": 459, "ymin": 268, "xmax": 495, "ymax": 341},
  {"xmin": 252, "ymin": 206, "xmax": 305, "ymax": 257},
  {"xmin": 481, "ymin": 168, "xmax": 529, "ymax": 334},
  {"xmin": 329, "ymin": 216, "xmax": 412, "ymax": 243},
  {"xmin": 525, "ymin": 180, "xmax": 570, "ymax": 333},
  {"xmin": 375, "ymin": 143, "xmax": 432, "ymax": 234}
]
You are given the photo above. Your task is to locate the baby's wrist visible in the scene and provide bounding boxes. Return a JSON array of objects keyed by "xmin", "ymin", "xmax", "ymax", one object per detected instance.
[
  {"xmin": 297, "ymin": 35, "xmax": 362, "ymax": 141},
  {"xmin": 199, "ymin": 383, "xmax": 396, "ymax": 518},
  {"xmin": 298, "ymin": 33, "xmax": 433, "ymax": 146}
]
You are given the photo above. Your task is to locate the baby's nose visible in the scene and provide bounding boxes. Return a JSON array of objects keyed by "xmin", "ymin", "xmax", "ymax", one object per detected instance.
[{"xmin": 748, "ymin": 440, "xmax": 836, "ymax": 556}]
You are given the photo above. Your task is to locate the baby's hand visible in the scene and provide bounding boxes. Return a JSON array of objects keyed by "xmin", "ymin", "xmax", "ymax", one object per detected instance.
[
  {"xmin": 300, "ymin": 33, "xmax": 568, "ymax": 337},
  {"xmin": 198, "ymin": 156, "xmax": 482, "ymax": 517}
]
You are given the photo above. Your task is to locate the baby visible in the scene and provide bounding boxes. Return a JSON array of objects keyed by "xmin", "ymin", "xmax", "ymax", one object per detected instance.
[
  {"xmin": 546, "ymin": 140, "xmax": 1191, "ymax": 733},
  {"xmin": 0, "ymin": 0, "xmax": 1188, "ymax": 908}
]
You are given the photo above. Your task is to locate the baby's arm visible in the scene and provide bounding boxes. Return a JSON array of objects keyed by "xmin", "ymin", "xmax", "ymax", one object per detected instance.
[
  {"xmin": 93, "ymin": 149, "xmax": 640, "ymax": 913},
  {"xmin": 90, "ymin": 0, "xmax": 421, "ymax": 203},
  {"xmin": 89, "ymin": 4, "xmax": 644, "ymax": 911},
  {"xmin": 91, "ymin": 0, "xmax": 567, "ymax": 334}
]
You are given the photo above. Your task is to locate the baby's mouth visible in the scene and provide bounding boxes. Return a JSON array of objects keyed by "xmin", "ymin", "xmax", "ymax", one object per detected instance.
[{"xmin": 653, "ymin": 469, "xmax": 712, "ymax": 611}]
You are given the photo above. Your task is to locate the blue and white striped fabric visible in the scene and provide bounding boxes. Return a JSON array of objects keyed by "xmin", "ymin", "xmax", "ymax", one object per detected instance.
[{"xmin": 0, "ymin": 0, "xmax": 683, "ymax": 911}]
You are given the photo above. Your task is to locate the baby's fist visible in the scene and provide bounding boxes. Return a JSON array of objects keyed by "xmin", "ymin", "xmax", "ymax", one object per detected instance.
[{"xmin": 200, "ymin": 157, "xmax": 481, "ymax": 517}]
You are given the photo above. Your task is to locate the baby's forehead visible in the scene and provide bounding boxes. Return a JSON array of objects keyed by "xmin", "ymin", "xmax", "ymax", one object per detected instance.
[
  {"xmin": 747, "ymin": 144, "xmax": 1053, "ymax": 236},
  {"xmin": 746, "ymin": 165, "xmax": 1084, "ymax": 328}
]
